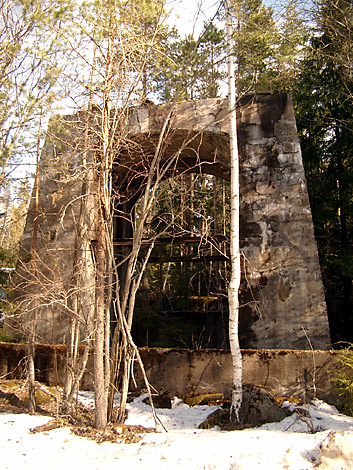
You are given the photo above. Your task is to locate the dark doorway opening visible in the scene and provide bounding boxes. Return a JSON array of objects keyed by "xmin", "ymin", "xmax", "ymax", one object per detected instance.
[{"xmin": 113, "ymin": 173, "xmax": 231, "ymax": 348}]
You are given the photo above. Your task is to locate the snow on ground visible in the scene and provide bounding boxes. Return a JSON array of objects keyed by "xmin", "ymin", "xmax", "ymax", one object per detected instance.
[{"xmin": 2, "ymin": 394, "xmax": 353, "ymax": 470}]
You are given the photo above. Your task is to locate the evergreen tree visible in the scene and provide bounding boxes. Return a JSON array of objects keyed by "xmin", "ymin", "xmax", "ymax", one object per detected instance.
[
  {"xmin": 154, "ymin": 21, "xmax": 226, "ymax": 102},
  {"xmin": 0, "ymin": 175, "xmax": 31, "ymax": 266},
  {"xmin": 117, "ymin": 0, "xmax": 174, "ymax": 102},
  {"xmin": 294, "ymin": 0, "xmax": 353, "ymax": 345},
  {"xmin": 194, "ymin": 21, "xmax": 226, "ymax": 99},
  {"xmin": 225, "ymin": 0, "xmax": 307, "ymax": 93},
  {"xmin": 229, "ymin": 0, "xmax": 278, "ymax": 93},
  {"xmin": 154, "ymin": 0, "xmax": 306, "ymax": 100},
  {"xmin": 269, "ymin": 0, "xmax": 308, "ymax": 91}
]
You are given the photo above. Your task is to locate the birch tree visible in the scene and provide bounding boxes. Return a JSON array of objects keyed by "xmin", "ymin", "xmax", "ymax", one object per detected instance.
[{"xmin": 225, "ymin": 0, "xmax": 242, "ymax": 427}]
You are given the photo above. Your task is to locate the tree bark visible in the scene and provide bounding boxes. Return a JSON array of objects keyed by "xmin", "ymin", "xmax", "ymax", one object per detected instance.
[
  {"xmin": 27, "ymin": 116, "xmax": 41, "ymax": 413},
  {"xmin": 94, "ymin": 18, "xmax": 114, "ymax": 428},
  {"xmin": 226, "ymin": 0, "xmax": 242, "ymax": 428},
  {"xmin": 94, "ymin": 203, "xmax": 108, "ymax": 429}
]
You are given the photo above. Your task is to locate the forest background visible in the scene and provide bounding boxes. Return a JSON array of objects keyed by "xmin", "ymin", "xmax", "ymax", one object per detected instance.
[{"xmin": 0, "ymin": 0, "xmax": 352, "ymax": 421}]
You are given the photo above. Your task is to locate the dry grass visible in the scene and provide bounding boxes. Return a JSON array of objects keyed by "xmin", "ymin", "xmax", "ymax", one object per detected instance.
[{"xmin": 0, "ymin": 379, "xmax": 154, "ymax": 443}]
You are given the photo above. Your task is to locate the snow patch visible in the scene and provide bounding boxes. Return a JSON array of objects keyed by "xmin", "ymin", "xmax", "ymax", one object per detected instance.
[{"xmin": 2, "ymin": 395, "xmax": 353, "ymax": 469}]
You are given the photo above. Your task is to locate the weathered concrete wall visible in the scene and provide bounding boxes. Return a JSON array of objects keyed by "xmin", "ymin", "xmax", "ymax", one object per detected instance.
[
  {"xmin": 0, "ymin": 342, "xmax": 93, "ymax": 391},
  {"xmin": 9, "ymin": 114, "xmax": 97, "ymax": 344},
  {"xmin": 11, "ymin": 93, "xmax": 331, "ymax": 349},
  {"xmin": 0, "ymin": 343, "xmax": 341, "ymax": 405},
  {"xmin": 237, "ymin": 95, "xmax": 330, "ymax": 349},
  {"xmin": 137, "ymin": 348, "xmax": 339, "ymax": 404}
]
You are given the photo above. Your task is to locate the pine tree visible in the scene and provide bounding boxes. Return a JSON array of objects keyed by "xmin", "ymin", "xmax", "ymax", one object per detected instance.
[
  {"xmin": 268, "ymin": 0, "xmax": 308, "ymax": 92},
  {"xmin": 229, "ymin": 0, "xmax": 277, "ymax": 93},
  {"xmin": 0, "ymin": 175, "xmax": 31, "ymax": 265},
  {"xmin": 294, "ymin": 0, "xmax": 353, "ymax": 345},
  {"xmin": 225, "ymin": 0, "xmax": 307, "ymax": 93},
  {"xmin": 154, "ymin": 21, "xmax": 226, "ymax": 102},
  {"xmin": 117, "ymin": 0, "xmax": 173, "ymax": 102}
]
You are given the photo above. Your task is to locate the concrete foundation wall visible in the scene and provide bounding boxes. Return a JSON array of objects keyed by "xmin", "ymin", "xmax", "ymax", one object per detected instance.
[{"xmin": 0, "ymin": 343, "xmax": 342, "ymax": 405}]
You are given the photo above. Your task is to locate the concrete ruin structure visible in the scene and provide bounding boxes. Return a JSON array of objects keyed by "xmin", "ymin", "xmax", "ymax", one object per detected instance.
[{"xmin": 13, "ymin": 93, "xmax": 332, "ymax": 349}]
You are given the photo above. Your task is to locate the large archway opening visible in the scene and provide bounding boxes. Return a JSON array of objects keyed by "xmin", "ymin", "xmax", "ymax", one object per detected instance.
[{"xmin": 111, "ymin": 126, "xmax": 258, "ymax": 349}]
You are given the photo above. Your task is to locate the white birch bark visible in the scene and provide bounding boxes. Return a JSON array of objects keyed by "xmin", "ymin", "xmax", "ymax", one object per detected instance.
[{"xmin": 226, "ymin": 0, "xmax": 243, "ymax": 427}]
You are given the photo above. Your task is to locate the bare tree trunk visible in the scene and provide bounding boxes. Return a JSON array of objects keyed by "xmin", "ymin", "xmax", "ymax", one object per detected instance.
[
  {"xmin": 63, "ymin": 57, "xmax": 95, "ymax": 407},
  {"xmin": 94, "ymin": 20, "xmax": 114, "ymax": 428},
  {"xmin": 108, "ymin": 110, "xmax": 175, "ymax": 423},
  {"xmin": 27, "ymin": 116, "xmax": 41, "ymax": 412},
  {"xmin": 27, "ymin": 340, "xmax": 36, "ymax": 412},
  {"xmin": 226, "ymin": 0, "xmax": 242, "ymax": 428},
  {"xmin": 94, "ymin": 202, "xmax": 108, "ymax": 429}
]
